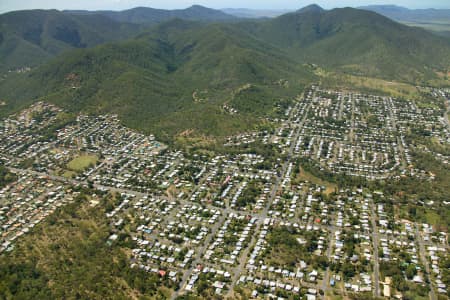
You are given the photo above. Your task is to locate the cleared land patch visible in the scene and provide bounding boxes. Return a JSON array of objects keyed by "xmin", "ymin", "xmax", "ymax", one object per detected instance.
[
  {"xmin": 67, "ymin": 154, "xmax": 98, "ymax": 172},
  {"xmin": 297, "ymin": 167, "xmax": 337, "ymax": 195}
]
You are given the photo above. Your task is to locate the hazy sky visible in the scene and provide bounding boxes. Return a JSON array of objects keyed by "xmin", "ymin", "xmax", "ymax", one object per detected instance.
[{"xmin": 1, "ymin": 0, "xmax": 450, "ymax": 13}]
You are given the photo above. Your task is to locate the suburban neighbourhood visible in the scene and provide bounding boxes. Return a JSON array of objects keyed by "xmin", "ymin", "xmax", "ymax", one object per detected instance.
[{"xmin": 0, "ymin": 86, "xmax": 449, "ymax": 299}]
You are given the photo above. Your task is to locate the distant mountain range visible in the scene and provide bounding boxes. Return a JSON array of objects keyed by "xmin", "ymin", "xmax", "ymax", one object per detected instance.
[
  {"xmin": 2, "ymin": 4, "xmax": 450, "ymax": 72},
  {"xmin": 0, "ymin": 4, "xmax": 449, "ymax": 139},
  {"xmin": 359, "ymin": 5, "xmax": 450, "ymax": 22},
  {"xmin": 0, "ymin": 5, "xmax": 237, "ymax": 72},
  {"xmin": 221, "ymin": 8, "xmax": 292, "ymax": 18},
  {"xmin": 65, "ymin": 5, "xmax": 236, "ymax": 24},
  {"xmin": 360, "ymin": 5, "xmax": 450, "ymax": 37}
]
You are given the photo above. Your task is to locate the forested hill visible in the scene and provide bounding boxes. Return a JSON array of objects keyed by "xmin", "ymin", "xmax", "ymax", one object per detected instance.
[
  {"xmin": 0, "ymin": 6, "xmax": 236, "ymax": 72},
  {"xmin": 0, "ymin": 10, "xmax": 141, "ymax": 72},
  {"xmin": 0, "ymin": 19, "xmax": 316, "ymax": 139},
  {"xmin": 1, "ymin": 5, "xmax": 449, "ymax": 141},
  {"xmin": 2, "ymin": 5, "xmax": 449, "ymax": 78},
  {"xmin": 239, "ymin": 5, "xmax": 450, "ymax": 81}
]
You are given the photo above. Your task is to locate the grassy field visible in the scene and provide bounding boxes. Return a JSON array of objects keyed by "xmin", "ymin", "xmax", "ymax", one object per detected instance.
[
  {"xmin": 67, "ymin": 154, "xmax": 98, "ymax": 172},
  {"xmin": 297, "ymin": 167, "xmax": 337, "ymax": 195},
  {"xmin": 424, "ymin": 210, "xmax": 442, "ymax": 227},
  {"xmin": 319, "ymin": 71, "xmax": 421, "ymax": 99},
  {"xmin": 325, "ymin": 291, "xmax": 344, "ymax": 300},
  {"xmin": 62, "ymin": 170, "xmax": 77, "ymax": 178},
  {"xmin": 428, "ymin": 71, "xmax": 450, "ymax": 88}
]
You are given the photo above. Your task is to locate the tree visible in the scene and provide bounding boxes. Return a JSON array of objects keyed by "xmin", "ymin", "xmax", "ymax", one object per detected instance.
[
  {"xmin": 342, "ymin": 262, "xmax": 355, "ymax": 279},
  {"xmin": 405, "ymin": 264, "xmax": 417, "ymax": 280}
]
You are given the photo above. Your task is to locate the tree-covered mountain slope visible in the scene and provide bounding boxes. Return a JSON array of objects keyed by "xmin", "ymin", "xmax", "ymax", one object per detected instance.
[
  {"xmin": 240, "ymin": 6, "xmax": 450, "ymax": 81},
  {"xmin": 1, "ymin": 6, "xmax": 449, "ymax": 141},
  {"xmin": 0, "ymin": 6, "xmax": 237, "ymax": 73},
  {"xmin": 0, "ymin": 19, "xmax": 315, "ymax": 140},
  {"xmin": 0, "ymin": 9, "xmax": 141, "ymax": 71}
]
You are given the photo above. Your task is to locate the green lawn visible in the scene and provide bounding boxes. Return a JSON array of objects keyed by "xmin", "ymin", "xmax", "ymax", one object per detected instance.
[
  {"xmin": 62, "ymin": 170, "xmax": 77, "ymax": 179},
  {"xmin": 321, "ymin": 72, "xmax": 421, "ymax": 99},
  {"xmin": 67, "ymin": 154, "xmax": 98, "ymax": 172},
  {"xmin": 297, "ymin": 167, "xmax": 337, "ymax": 195},
  {"xmin": 425, "ymin": 210, "xmax": 441, "ymax": 227}
]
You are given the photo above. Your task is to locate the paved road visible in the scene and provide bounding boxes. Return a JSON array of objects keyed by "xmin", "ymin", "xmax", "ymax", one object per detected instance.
[
  {"xmin": 338, "ymin": 94, "xmax": 344, "ymax": 121},
  {"xmin": 415, "ymin": 225, "xmax": 437, "ymax": 300},
  {"xmin": 226, "ymin": 223, "xmax": 259, "ymax": 297},
  {"xmin": 349, "ymin": 94, "xmax": 355, "ymax": 143},
  {"xmin": 321, "ymin": 224, "xmax": 336, "ymax": 299},
  {"xmin": 179, "ymin": 95, "xmax": 310, "ymax": 298},
  {"xmin": 224, "ymin": 93, "xmax": 313, "ymax": 296},
  {"xmin": 443, "ymin": 98, "xmax": 450, "ymax": 131},
  {"xmin": 10, "ymin": 167, "xmax": 80, "ymax": 186},
  {"xmin": 387, "ymin": 98, "xmax": 408, "ymax": 170},
  {"xmin": 370, "ymin": 200, "xmax": 380, "ymax": 297},
  {"xmin": 170, "ymin": 211, "xmax": 228, "ymax": 300}
]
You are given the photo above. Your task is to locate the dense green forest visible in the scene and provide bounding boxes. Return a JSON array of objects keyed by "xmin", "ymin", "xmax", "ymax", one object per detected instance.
[
  {"xmin": 0, "ymin": 10, "xmax": 143, "ymax": 72},
  {"xmin": 240, "ymin": 6, "xmax": 450, "ymax": 82},
  {"xmin": 0, "ymin": 19, "xmax": 315, "ymax": 142}
]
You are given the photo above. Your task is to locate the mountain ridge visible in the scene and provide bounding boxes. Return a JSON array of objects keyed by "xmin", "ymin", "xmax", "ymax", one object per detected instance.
[
  {"xmin": 0, "ymin": 18, "xmax": 316, "ymax": 139},
  {"xmin": 0, "ymin": 5, "xmax": 237, "ymax": 72},
  {"xmin": 239, "ymin": 6, "xmax": 450, "ymax": 81},
  {"xmin": 359, "ymin": 5, "xmax": 450, "ymax": 21},
  {"xmin": 359, "ymin": 5, "xmax": 450, "ymax": 37},
  {"xmin": 1, "ymin": 5, "xmax": 449, "ymax": 140},
  {"xmin": 64, "ymin": 5, "xmax": 236, "ymax": 24},
  {"xmin": 220, "ymin": 8, "xmax": 292, "ymax": 19}
]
